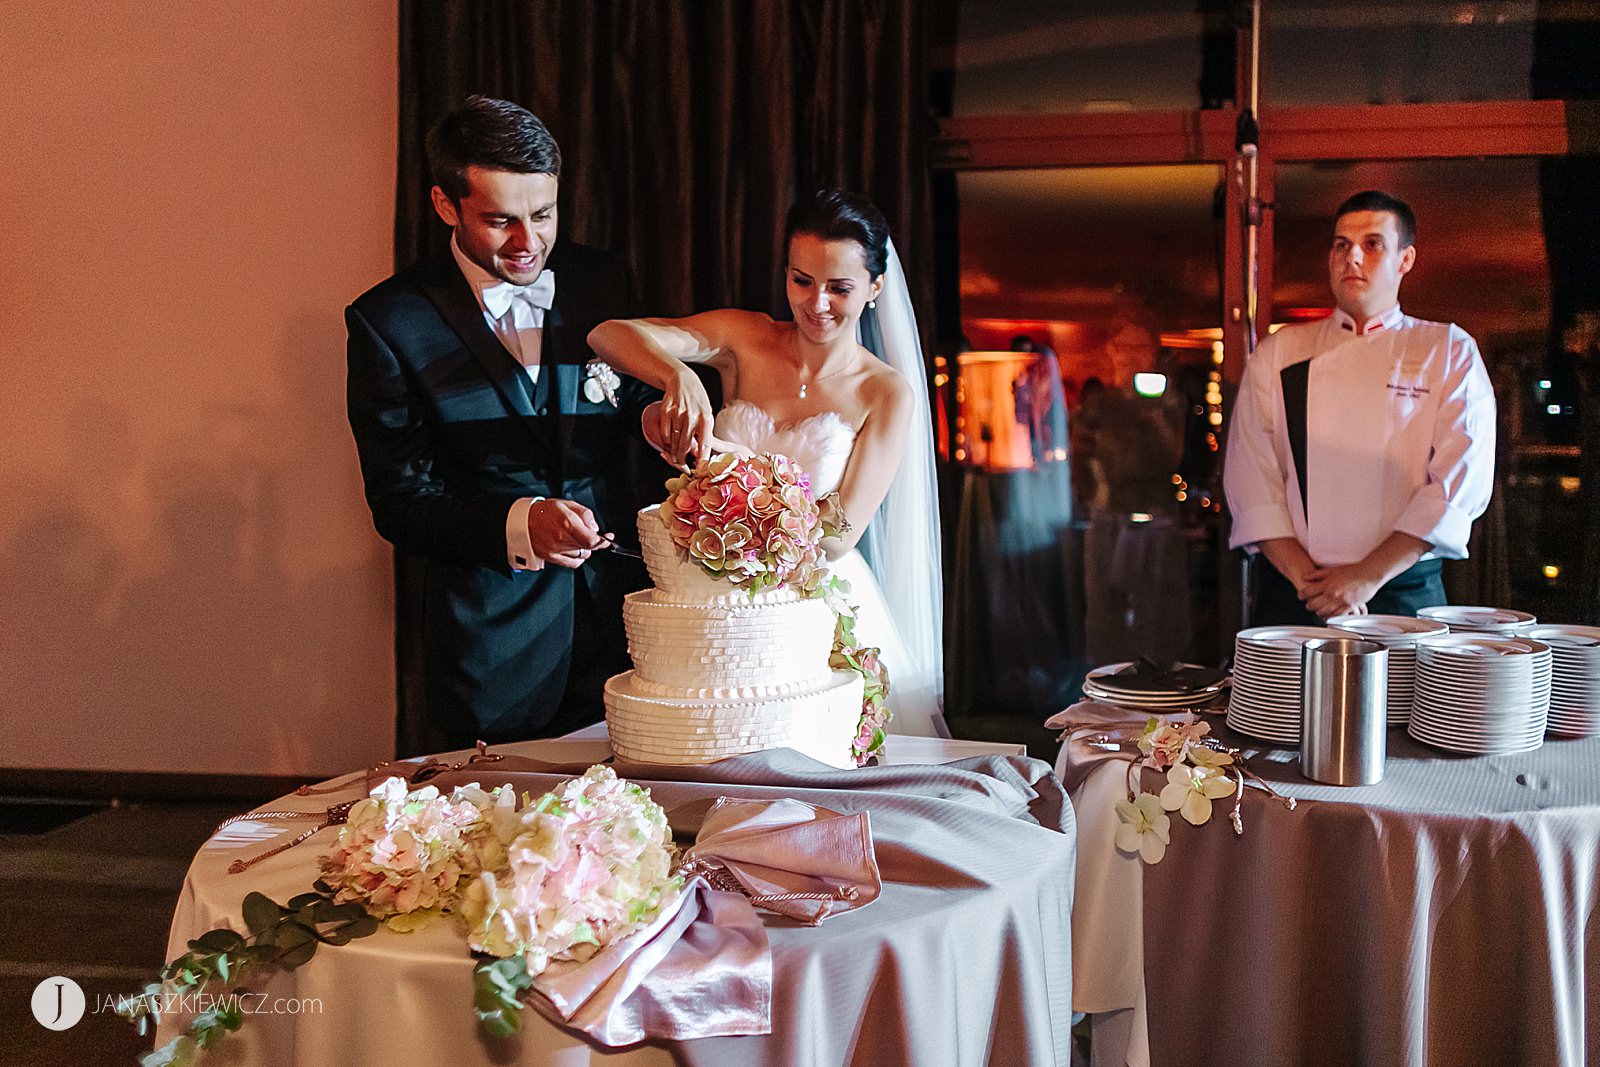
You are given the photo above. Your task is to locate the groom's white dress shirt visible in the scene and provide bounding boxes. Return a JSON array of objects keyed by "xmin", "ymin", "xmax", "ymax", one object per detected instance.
[
  {"xmin": 1224, "ymin": 304, "xmax": 1496, "ymax": 567},
  {"xmin": 449, "ymin": 236, "xmax": 555, "ymax": 572}
]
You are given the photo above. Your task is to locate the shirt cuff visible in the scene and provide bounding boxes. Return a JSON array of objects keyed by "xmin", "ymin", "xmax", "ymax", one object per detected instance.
[
  {"xmin": 507, "ymin": 496, "xmax": 544, "ymax": 571},
  {"xmin": 1393, "ymin": 496, "xmax": 1470, "ymax": 559},
  {"xmin": 1227, "ymin": 503, "xmax": 1298, "ymax": 552}
]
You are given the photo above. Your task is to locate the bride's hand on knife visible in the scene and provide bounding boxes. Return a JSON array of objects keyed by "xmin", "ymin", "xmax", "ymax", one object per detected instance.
[
  {"xmin": 659, "ymin": 432, "xmax": 750, "ymax": 470},
  {"xmin": 657, "ymin": 368, "xmax": 716, "ymax": 461},
  {"xmin": 643, "ymin": 398, "xmax": 747, "ymax": 469}
]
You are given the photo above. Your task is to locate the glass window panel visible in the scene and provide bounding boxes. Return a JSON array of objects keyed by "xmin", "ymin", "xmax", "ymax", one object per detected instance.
[
  {"xmin": 959, "ymin": 165, "xmax": 1224, "ymax": 334},
  {"xmin": 952, "ymin": 165, "xmax": 1231, "ymax": 691},
  {"xmin": 1262, "ymin": 1, "xmax": 1542, "ymax": 107},
  {"xmin": 955, "ymin": 1, "xmax": 1225, "ymax": 114}
]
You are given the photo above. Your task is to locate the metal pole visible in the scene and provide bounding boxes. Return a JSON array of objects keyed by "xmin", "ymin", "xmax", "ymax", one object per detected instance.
[{"xmin": 1236, "ymin": 0, "xmax": 1265, "ymax": 628}]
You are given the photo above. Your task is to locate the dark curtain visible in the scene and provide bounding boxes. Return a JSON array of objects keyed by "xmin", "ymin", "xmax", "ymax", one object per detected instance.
[
  {"xmin": 397, "ymin": 0, "xmax": 939, "ymax": 328},
  {"xmin": 391, "ymin": 1, "xmax": 945, "ymax": 753}
]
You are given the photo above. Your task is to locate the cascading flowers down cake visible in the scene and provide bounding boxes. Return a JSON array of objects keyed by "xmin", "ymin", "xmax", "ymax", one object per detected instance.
[{"xmin": 603, "ymin": 452, "xmax": 891, "ymax": 768}]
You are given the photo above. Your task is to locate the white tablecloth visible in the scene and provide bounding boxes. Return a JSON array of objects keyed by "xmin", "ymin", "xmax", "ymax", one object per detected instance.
[
  {"xmin": 1060, "ymin": 702, "xmax": 1600, "ymax": 1067},
  {"xmin": 161, "ymin": 731, "xmax": 1032, "ymax": 1066}
]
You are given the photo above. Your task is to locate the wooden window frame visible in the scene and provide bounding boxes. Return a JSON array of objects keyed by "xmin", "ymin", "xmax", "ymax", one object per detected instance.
[{"xmin": 934, "ymin": 98, "xmax": 1579, "ymax": 382}]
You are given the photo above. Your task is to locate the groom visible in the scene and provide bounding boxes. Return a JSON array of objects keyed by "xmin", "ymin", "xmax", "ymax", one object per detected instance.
[{"xmin": 346, "ymin": 96, "xmax": 659, "ymax": 757}]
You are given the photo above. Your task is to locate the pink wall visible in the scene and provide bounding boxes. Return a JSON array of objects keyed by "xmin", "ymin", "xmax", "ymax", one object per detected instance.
[{"xmin": 0, "ymin": 2, "xmax": 400, "ymax": 774}]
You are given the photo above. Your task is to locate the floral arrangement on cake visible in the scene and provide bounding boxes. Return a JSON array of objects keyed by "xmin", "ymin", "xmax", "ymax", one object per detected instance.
[
  {"xmin": 661, "ymin": 451, "xmax": 846, "ymax": 594},
  {"xmin": 121, "ymin": 767, "xmax": 680, "ymax": 1064},
  {"xmin": 662, "ymin": 451, "xmax": 892, "ymax": 764},
  {"xmin": 831, "ymin": 613, "xmax": 891, "ymax": 764}
]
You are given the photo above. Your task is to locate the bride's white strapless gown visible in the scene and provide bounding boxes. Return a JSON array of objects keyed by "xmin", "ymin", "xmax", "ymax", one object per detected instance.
[{"xmin": 714, "ymin": 400, "xmax": 940, "ymax": 737}]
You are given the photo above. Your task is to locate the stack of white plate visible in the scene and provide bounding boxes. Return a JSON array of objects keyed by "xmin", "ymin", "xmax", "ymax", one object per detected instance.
[
  {"xmin": 1417, "ymin": 605, "xmax": 1536, "ymax": 635},
  {"xmin": 1525, "ymin": 624, "xmax": 1600, "ymax": 738},
  {"xmin": 1083, "ymin": 662, "xmax": 1229, "ymax": 711},
  {"xmin": 1328, "ymin": 614, "xmax": 1449, "ymax": 726},
  {"xmin": 1408, "ymin": 634, "xmax": 1551, "ymax": 755},
  {"xmin": 1225, "ymin": 626, "xmax": 1349, "ymax": 744}
]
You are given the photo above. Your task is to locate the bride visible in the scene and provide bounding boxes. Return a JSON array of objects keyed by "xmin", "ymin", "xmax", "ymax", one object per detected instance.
[{"xmin": 587, "ymin": 189, "xmax": 945, "ymax": 737}]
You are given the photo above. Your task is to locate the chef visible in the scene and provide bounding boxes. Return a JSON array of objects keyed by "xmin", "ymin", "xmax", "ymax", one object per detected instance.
[{"xmin": 1224, "ymin": 190, "xmax": 1496, "ymax": 624}]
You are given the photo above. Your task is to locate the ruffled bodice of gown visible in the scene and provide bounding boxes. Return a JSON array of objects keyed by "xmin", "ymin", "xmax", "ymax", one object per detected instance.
[
  {"xmin": 711, "ymin": 400, "xmax": 940, "ymax": 738},
  {"xmin": 713, "ymin": 401, "xmax": 857, "ymax": 496}
]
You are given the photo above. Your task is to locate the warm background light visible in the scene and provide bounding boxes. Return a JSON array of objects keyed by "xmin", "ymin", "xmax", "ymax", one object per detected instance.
[{"xmin": 1, "ymin": 3, "xmax": 399, "ymax": 776}]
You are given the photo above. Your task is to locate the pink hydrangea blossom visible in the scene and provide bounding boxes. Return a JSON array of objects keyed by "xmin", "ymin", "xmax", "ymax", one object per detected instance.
[
  {"xmin": 320, "ymin": 778, "xmax": 512, "ymax": 919},
  {"xmin": 461, "ymin": 766, "xmax": 680, "ymax": 974}
]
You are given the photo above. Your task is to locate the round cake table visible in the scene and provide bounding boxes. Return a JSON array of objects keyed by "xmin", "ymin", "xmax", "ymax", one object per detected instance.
[
  {"xmin": 1059, "ymin": 701, "xmax": 1600, "ymax": 1067},
  {"xmin": 159, "ymin": 731, "xmax": 1072, "ymax": 1067}
]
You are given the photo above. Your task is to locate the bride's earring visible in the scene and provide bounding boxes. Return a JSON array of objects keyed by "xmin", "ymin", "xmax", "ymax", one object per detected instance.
[{"xmin": 868, "ymin": 300, "xmax": 877, "ymax": 310}]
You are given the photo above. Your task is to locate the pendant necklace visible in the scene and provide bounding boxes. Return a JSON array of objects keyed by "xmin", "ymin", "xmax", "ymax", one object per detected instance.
[{"xmin": 794, "ymin": 330, "xmax": 850, "ymax": 399}]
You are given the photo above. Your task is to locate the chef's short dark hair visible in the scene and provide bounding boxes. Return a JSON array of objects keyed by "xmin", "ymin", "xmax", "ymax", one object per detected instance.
[{"xmin": 1334, "ymin": 190, "xmax": 1416, "ymax": 248}]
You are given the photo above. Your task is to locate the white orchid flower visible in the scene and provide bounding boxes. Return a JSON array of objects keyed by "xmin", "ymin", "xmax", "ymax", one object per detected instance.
[
  {"xmin": 1159, "ymin": 762, "xmax": 1237, "ymax": 826},
  {"xmin": 1188, "ymin": 745, "xmax": 1235, "ymax": 770},
  {"xmin": 1114, "ymin": 791, "xmax": 1171, "ymax": 864}
]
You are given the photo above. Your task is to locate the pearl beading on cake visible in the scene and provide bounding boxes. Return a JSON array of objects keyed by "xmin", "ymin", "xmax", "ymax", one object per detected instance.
[
  {"xmin": 622, "ymin": 592, "xmax": 836, "ymax": 695},
  {"xmin": 604, "ymin": 503, "xmax": 862, "ymax": 770},
  {"xmin": 604, "ymin": 670, "xmax": 865, "ymax": 767}
]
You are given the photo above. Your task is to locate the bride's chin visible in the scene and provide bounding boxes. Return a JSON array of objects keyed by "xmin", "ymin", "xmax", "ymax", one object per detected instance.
[{"xmin": 794, "ymin": 319, "xmax": 844, "ymax": 345}]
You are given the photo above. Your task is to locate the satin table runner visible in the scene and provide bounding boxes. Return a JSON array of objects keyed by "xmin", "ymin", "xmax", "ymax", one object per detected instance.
[
  {"xmin": 1059, "ymin": 700, "xmax": 1600, "ymax": 1067},
  {"xmin": 164, "ymin": 734, "xmax": 1072, "ymax": 1067}
]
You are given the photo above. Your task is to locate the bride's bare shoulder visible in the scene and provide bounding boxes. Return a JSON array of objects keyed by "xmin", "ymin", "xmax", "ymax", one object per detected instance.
[
  {"xmin": 710, "ymin": 309, "xmax": 777, "ymax": 331},
  {"xmin": 858, "ymin": 348, "xmax": 914, "ymax": 409}
]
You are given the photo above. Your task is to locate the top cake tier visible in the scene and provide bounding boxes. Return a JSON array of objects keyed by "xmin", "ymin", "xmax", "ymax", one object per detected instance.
[{"xmin": 638, "ymin": 505, "xmax": 803, "ymax": 606}]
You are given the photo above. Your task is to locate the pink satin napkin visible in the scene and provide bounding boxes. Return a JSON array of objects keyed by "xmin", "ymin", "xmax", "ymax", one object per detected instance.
[
  {"xmin": 529, "ymin": 879, "xmax": 772, "ymax": 1045},
  {"xmin": 1048, "ymin": 699, "xmax": 1226, "ymax": 793},
  {"xmin": 681, "ymin": 797, "xmax": 881, "ymax": 925},
  {"xmin": 523, "ymin": 797, "xmax": 880, "ymax": 1045}
]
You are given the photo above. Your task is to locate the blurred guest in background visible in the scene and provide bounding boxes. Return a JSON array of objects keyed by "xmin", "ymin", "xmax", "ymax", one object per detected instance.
[{"xmin": 1072, "ymin": 323, "xmax": 1190, "ymax": 664}]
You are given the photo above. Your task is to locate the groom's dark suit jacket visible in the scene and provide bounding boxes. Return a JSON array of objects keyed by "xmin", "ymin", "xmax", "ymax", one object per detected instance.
[{"xmin": 345, "ymin": 239, "xmax": 658, "ymax": 755}]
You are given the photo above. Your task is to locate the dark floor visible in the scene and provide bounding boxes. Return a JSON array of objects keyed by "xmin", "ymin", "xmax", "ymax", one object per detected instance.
[{"xmin": 2, "ymin": 797, "xmax": 248, "ymax": 1067}]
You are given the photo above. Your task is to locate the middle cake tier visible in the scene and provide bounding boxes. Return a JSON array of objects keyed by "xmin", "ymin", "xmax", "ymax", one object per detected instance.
[{"xmin": 622, "ymin": 589, "xmax": 838, "ymax": 696}]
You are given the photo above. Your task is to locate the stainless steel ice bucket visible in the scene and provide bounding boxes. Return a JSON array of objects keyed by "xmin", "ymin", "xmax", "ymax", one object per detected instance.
[{"xmin": 1300, "ymin": 637, "xmax": 1388, "ymax": 785}]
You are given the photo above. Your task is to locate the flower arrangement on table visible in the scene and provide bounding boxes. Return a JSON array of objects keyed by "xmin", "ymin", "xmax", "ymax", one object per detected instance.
[
  {"xmin": 661, "ymin": 451, "xmax": 891, "ymax": 764},
  {"xmin": 120, "ymin": 766, "xmax": 680, "ymax": 1066},
  {"xmin": 1054, "ymin": 713, "xmax": 1298, "ymax": 865}
]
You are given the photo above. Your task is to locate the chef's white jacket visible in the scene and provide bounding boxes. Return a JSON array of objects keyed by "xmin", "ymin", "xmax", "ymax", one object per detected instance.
[{"xmin": 1224, "ymin": 304, "xmax": 1496, "ymax": 566}]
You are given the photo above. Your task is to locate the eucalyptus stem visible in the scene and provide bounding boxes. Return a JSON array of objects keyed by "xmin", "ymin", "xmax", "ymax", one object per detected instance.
[{"xmin": 118, "ymin": 881, "xmax": 379, "ymax": 1067}]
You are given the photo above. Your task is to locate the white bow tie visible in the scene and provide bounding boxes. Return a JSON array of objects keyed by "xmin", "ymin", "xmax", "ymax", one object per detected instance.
[{"xmin": 480, "ymin": 270, "xmax": 555, "ymax": 319}]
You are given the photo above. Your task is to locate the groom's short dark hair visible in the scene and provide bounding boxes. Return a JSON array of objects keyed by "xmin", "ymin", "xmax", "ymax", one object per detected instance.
[{"xmin": 427, "ymin": 95, "xmax": 562, "ymax": 203}]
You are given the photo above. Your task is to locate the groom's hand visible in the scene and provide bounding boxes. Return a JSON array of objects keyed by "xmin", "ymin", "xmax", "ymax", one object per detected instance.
[{"xmin": 527, "ymin": 499, "xmax": 606, "ymax": 569}]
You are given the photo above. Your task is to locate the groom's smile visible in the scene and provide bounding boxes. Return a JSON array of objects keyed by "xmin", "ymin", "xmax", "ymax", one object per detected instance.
[{"xmin": 431, "ymin": 165, "xmax": 560, "ymax": 286}]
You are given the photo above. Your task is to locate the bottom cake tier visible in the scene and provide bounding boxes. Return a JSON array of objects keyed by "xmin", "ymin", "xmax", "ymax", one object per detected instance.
[{"xmin": 603, "ymin": 669, "xmax": 865, "ymax": 769}]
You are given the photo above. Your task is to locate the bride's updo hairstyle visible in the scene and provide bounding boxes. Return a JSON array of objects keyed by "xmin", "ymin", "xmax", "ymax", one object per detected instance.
[{"xmin": 784, "ymin": 189, "xmax": 890, "ymax": 280}]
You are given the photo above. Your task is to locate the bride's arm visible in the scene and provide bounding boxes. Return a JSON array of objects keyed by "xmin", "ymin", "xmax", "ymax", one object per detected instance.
[
  {"xmin": 589, "ymin": 311, "xmax": 753, "ymax": 464},
  {"xmin": 823, "ymin": 370, "xmax": 915, "ymax": 558}
]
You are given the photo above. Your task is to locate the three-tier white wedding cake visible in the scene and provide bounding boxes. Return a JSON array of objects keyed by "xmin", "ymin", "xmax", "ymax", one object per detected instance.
[{"xmin": 603, "ymin": 505, "xmax": 865, "ymax": 768}]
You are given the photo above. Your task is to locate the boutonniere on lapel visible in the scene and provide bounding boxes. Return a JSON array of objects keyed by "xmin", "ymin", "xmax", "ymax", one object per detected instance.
[{"xmin": 583, "ymin": 361, "xmax": 622, "ymax": 407}]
